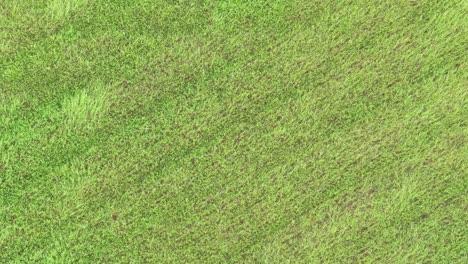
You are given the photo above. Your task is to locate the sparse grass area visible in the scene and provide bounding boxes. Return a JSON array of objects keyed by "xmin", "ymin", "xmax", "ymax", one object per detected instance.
[{"xmin": 0, "ymin": 0, "xmax": 467, "ymax": 262}]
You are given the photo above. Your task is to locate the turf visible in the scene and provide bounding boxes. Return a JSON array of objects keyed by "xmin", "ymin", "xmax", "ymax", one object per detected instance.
[{"xmin": 0, "ymin": 0, "xmax": 467, "ymax": 262}]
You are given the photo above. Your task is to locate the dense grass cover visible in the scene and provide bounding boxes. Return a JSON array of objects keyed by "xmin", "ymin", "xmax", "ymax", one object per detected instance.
[{"xmin": 1, "ymin": 0, "xmax": 467, "ymax": 262}]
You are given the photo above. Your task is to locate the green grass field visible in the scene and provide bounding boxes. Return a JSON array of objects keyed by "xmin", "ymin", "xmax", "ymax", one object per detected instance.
[{"xmin": 1, "ymin": 0, "xmax": 467, "ymax": 262}]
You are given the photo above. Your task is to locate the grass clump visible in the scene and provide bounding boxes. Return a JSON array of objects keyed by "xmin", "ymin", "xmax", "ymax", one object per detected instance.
[
  {"xmin": 61, "ymin": 81, "xmax": 112, "ymax": 132},
  {"xmin": 48, "ymin": 0, "xmax": 88, "ymax": 20}
]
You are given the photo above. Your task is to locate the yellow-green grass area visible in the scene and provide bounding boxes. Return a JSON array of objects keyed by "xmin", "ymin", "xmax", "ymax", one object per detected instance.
[{"xmin": 1, "ymin": 0, "xmax": 467, "ymax": 262}]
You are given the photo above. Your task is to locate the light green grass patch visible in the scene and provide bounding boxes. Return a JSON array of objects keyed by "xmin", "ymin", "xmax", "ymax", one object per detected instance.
[
  {"xmin": 61, "ymin": 81, "xmax": 112, "ymax": 132},
  {"xmin": 48, "ymin": 0, "xmax": 88, "ymax": 20}
]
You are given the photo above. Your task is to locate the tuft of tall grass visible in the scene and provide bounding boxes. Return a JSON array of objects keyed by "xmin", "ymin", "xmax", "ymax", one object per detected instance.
[{"xmin": 48, "ymin": 0, "xmax": 88, "ymax": 19}]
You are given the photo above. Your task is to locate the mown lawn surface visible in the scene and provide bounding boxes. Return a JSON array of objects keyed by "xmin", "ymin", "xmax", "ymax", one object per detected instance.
[{"xmin": 1, "ymin": 0, "xmax": 467, "ymax": 262}]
